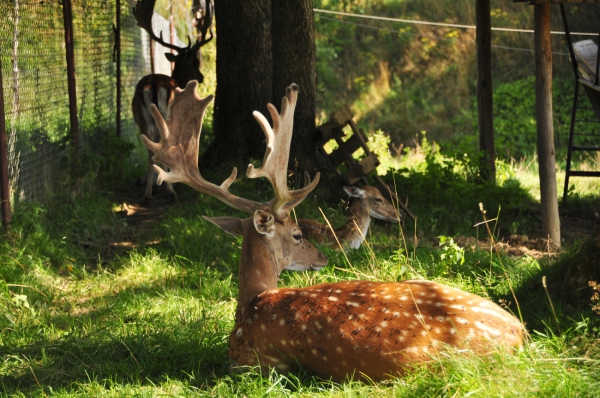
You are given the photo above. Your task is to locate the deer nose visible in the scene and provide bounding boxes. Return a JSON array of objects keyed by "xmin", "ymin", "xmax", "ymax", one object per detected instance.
[{"xmin": 319, "ymin": 252, "xmax": 328, "ymax": 264}]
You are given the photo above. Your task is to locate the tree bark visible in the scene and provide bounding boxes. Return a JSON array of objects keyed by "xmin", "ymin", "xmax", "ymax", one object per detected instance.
[
  {"xmin": 201, "ymin": 0, "xmax": 272, "ymax": 168},
  {"xmin": 476, "ymin": 0, "xmax": 495, "ymax": 182},
  {"xmin": 271, "ymin": 0, "xmax": 318, "ymax": 178},
  {"xmin": 534, "ymin": 4, "xmax": 561, "ymax": 248}
]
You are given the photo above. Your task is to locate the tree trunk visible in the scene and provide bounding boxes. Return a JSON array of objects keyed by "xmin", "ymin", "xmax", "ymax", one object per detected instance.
[
  {"xmin": 534, "ymin": 4, "xmax": 561, "ymax": 248},
  {"xmin": 201, "ymin": 0, "xmax": 272, "ymax": 169},
  {"xmin": 271, "ymin": 0, "xmax": 319, "ymax": 179}
]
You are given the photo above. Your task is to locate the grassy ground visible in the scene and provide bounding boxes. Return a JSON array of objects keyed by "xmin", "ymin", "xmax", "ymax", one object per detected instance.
[{"xmin": 1, "ymin": 146, "xmax": 600, "ymax": 397}]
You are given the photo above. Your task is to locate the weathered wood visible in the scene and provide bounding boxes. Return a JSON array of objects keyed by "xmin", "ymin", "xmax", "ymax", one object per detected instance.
[
  {"xmin": 535, "ymin": 3, "xmax": 561, "ymax": 248},
  {"xmin": 0, "ymin": 59, "xmax": 11, "ymax": 226},
  {"xmin": 62, "ymin": 0, "xmax": 79, "ymax": 156},
  {"xmin": 476, "ymin": 0, "xmax": 495, "ymax": 182},
  {"xmin": 329, "ymin": 105, "xmax": 354, "ymax": 127},
  {"xmin": 316, "ymin": 106, "xmax": 415, "ymax": 221}
]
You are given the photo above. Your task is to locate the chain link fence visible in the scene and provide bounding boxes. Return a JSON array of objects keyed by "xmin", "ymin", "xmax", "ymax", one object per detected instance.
[{"xmin": 0, "ymin": 0, "xmax": 152, "ymax": 207}]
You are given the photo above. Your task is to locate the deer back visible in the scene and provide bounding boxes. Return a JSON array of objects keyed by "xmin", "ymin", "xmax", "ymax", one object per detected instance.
[
  {"xmin": 230, "ymin": 279, "xmax": 524, "ymax": 382},
  {"xmin": 132, "ymin": 74, "xmax": 178, "ymax": 141}
]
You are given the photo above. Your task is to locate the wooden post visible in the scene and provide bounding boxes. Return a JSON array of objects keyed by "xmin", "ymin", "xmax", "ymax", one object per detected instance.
[
  {"xmin": 116, "ymin": 0, "xmax": 122, "ymax": 137},
  {"xmin": 476, "ymin": 0, "xmax": 495, "ymax": 182},
  {"xmin": 62, "ymin": 0, "xmax": 79, "ymax": 156},
  {"xmin": 169, "ymin": 3, "xmax": 175, "ymax": 73},
  {"xmin": 0, "ymin": 60, "xmax": 11, "ymax": 227},
  {"xmin": 534, "ymin": 3, "xmax": 561, "ymax": 248}
]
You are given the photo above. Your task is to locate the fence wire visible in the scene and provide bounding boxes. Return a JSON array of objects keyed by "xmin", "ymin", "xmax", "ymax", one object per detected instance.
[{"xmin": 0, "ymin": 0, "xmax": 150, "ymax": 206}]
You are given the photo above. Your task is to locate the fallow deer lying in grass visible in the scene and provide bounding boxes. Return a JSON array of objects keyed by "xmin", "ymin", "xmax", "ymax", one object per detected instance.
[
  {"xmin": 141, "ymin": 81, "xmax": 525, "ymax": 383},
  {"xmin": 131, "ymin": 0, "xmax": 213, "ymax": 200},
  {"xmin": 298, "ymin": 185, "xmax": 399, "ymax": 250}
]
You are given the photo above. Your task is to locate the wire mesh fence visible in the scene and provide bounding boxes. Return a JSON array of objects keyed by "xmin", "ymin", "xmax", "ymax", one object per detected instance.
[{"xmin": 0, "ymin": 0, "xmax": 151, "ymax": 207}]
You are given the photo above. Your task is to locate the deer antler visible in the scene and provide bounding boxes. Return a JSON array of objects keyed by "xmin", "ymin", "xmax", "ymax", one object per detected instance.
[
  {"xmin": 140, "ymin": 81, "xmax": 267, "ymax": 214},
  {"xmin": 247, "ymin": 84, "xmax": 320, "ymax": 218},
  {"xmin": 193, "ymin": 0, "xmax": 214, "ymax": 48},
  {"xmin": 133, "ymin": 0, "xmax": 191, "ymax": 52},
  {"xmin": 141, "ymin": 82, "xmax": 319, "ymax": 218}
]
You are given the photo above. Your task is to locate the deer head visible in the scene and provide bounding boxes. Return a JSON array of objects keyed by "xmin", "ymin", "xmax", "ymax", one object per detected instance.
[
  {"xmin": 298, "ymin": 185, "xmax": 400, "ymax": 250},
  {"xmin": 141, "ymin": 81, "xmax": 327, "ymax": 314},
  {"xmin": 133, "ymin": 0, "xmax": 212, "ymax": 86}
]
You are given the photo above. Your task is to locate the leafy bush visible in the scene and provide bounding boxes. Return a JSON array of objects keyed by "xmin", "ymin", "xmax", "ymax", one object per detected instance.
[
  {"xmin": 492, "ymin": 77, "xmax": 575, "ymax": 160},
  {"xmin": 380, "ymin": 133, "xmax": 538, "ymax": 237}
]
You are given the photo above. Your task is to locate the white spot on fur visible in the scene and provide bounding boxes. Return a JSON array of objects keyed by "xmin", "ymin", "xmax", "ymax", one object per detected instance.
[
  {"xmin": 328, "ymin": 296, "xmax": 339, "ymax": 302},
  {"xmin": 475, "ymin": 321, "xmax": 501, "ymax": 336},
  {"xmin": 265, "ymin": 355, "xmax": 280, "ymax": 364}
]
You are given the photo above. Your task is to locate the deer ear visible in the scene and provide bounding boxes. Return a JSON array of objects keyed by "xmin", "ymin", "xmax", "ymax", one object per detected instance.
[
  {"xmin": 165, "ymin": 52, "xmax": 177, "ymax": 62},
  {"xmin": 202, "ymin": 216, "xmax": 243, "ymax": 236},
  {"xmin": 253, "ymin": 210, "xmax": 275, "ymax": 237},
  {"xmin": 343, "ymin": 186, "xmax": 366, "ymax": 198}
]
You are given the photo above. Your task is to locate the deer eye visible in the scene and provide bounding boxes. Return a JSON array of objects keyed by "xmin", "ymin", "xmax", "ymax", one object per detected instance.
[
  {"xmin": 293, "ymin": 233, "xmax": 303, "ymax": 242},
  {"xmin": 375, "ymin": 198, "xmax": 384, "ymax": 204}
]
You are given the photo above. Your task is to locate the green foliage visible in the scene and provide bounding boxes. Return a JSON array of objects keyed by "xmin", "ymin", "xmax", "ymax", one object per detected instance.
[
  {"xmin": 439, "ymin": 235, "xmax": 466, "ymax": 269},
  {"xmin": 491, "ymin": 77, "xmax": 575, "ymax": 160},
  {"xmin": 381, "ymin": 134, "xmax": 538, "ymax": 237}
]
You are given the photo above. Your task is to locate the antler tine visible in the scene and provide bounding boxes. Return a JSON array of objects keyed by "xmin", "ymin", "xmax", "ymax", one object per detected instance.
[
  {"xmin": 133, "ymin": 0, "xmax": 186, "ymax": 52},
  {"xmin": 246, "ymin": 84, "xmax": 320, "ymax": 218},
  {"xmin": 194, "ymin": 0, "xmax": 214, "ymax": 47},
  {"xmin": 140, "ymin": 80, "xmax": 267, "ymax": 214}
]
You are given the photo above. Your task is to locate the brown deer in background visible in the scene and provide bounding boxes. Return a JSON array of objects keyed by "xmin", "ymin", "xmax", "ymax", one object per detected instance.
[
  {"xmin": 298, "ymin": 185, "xmax": 399, "ymax": 250},
  {"xmin": 141, "ymin": 81, "xmax": 524, "ymax": 382},
  {"xmin": 131, "ymin": 0, "xmax": 213, "ymax": 200}
]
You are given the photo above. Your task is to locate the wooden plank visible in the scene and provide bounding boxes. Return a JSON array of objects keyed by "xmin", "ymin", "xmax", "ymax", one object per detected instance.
[
  {"xmin": 328, "ymin": 105, "xmax": 354, "ymax": 127},
  {"xmin": 340, "ymin": 134, "xmax": 364, "ymax": 155},
  {"xmin": 316, "ymin": 123, "xmax": 345, "ymax": 144},
  {"xmin": 358, "ymin": 153, "xmax": 380, "ymax": 174},
  {"xmin": 328, "ymin": 146, "xmax": 351, "ymax": 166},
  {"xmin": 535, "ymin": 3, "xmax": 561, "ymax": 248}
]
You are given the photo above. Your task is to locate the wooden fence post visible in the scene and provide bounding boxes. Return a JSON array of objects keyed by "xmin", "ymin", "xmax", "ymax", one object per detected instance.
[
  {"xmin": 535, "ymin": 3, "xmax": 561, "ymax": 248},
  {"xmin": 62, "ymin": 0, "xmax": 79, "ymax": 156},
  {"xmin": 116, "ymin": 0, "xmax": 122, "ymax": 137},
  {"xmin": 0, "ymin": 60, "xmax": 11, "ymax": 227},
  {"xmin": 476, "ymin": 0, "xmax": 495, "ymax": 182}
]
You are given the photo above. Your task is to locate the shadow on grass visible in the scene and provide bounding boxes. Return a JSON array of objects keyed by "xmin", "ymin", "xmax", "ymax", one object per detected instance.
[
  {"xmin": 511, "ymin": 229, "xmax": 600, "ymax": 334},
  {"xmin": 1, "ymin": 323, "xmax": 230, "ymax": 395},
  {"xmin": 1, "ymin": 283, "xmax": 233, "ymax": 395}
]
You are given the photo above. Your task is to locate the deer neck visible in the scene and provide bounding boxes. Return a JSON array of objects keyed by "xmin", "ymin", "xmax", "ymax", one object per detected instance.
[
  {"xmin": 236, "ymin": 218, "xmax": 281, "ymax": 319},
  {"xmin": 335, "ymin": 200, "xmax": 371, "ymax": 249}
]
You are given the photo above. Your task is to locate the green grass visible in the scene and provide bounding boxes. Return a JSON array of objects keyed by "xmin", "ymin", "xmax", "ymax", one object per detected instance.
[{"xmin": 1, "ymin": 143, "xmax": 600, "ymax": 397}]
